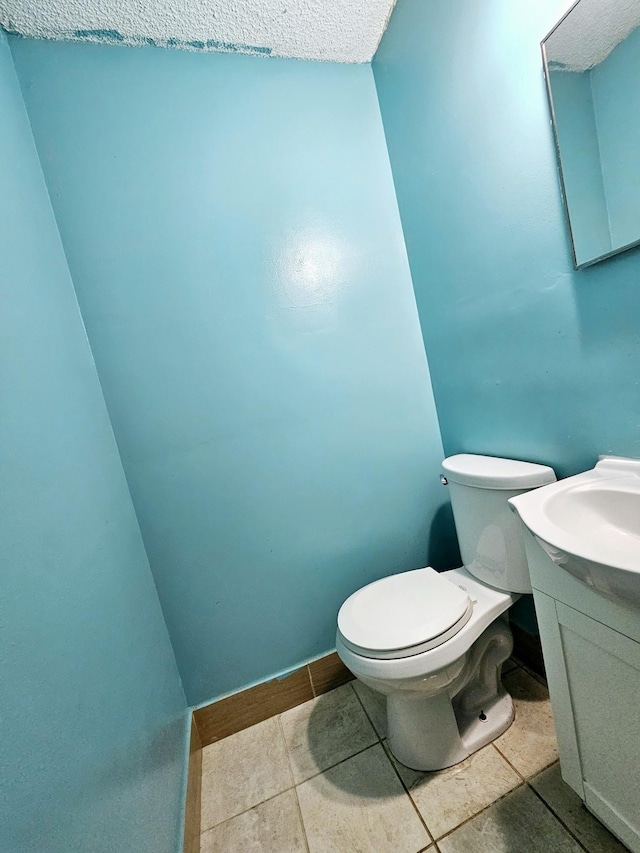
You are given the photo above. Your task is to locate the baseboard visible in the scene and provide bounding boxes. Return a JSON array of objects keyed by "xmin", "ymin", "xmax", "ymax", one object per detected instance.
[
  {"xmin": 193, "ymin": 651, "xmax": 354, "ymax": 748},
  {"xmin": 510, "ymin": 621, "xmax": 546, "ymax": 679},
  {"xmin": 183, "ymin": 715, "xmax": 202, "ymax": 853}
]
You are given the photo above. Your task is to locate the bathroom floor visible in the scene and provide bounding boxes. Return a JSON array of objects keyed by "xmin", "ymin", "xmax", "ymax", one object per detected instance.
[{"xmin": 198, "ymin": 660, "xmax": 626, "ymax": 852}]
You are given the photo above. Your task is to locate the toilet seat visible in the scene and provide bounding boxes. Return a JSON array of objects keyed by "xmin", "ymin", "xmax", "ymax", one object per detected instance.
[{"xmin": 337, "ymin": 567, "xmax": 473, "ymax": 660}]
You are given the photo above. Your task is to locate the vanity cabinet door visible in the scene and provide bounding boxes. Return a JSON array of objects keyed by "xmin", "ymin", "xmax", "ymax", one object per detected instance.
[
  {"xmin": 555, "ymin": 602, "xmax": 640, "ymax": 853},
  {"xmin": 533, "ymin": 591, "xmax": 584, "ymax": 795}
]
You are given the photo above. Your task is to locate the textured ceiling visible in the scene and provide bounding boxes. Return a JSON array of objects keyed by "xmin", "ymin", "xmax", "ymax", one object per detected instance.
[
  {"xmin": 545, "ymin": 0, "xmax": 640, "ymax": 72},
  {"xmin": 0, "ymin": 0, "xmax": 397, "ymax": 63}
]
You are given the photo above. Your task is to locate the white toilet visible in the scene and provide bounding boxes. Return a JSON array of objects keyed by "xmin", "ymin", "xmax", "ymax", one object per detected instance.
[{"xmin": 336, "ymin": 454, "xmax": 556, "ymax": 771}]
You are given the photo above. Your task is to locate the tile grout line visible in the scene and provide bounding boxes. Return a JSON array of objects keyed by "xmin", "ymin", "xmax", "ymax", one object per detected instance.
[
  {"xmin": 295, "ymin": 740, "xmax": 382, "ymax": 786},
  {"xmin": 347, "ymin": 681, "xmax": 437, "ymax": 841},
  {"xmin": 284, "ymin": 680, "xmax": 434, "ymax": 851},
  {"xmin": 431, "ymin": 753, "xmax": 566, "ymax": 847},
  {"xmin": 491, "ymin": 735, "xmax": 559, "ymax": 786},
  {"xmin": 197, "ymin": 754, "xmax": 559, "ymax": 849},
  {"xmin": 378, "ymin": 740, "xmax": 435, "ymax": 845},
  {"xmin": 203, "ymin": 711, "xmax": 366, "ymax": 844},
  {"xmin": 277, "ymin": 712, "xmax": 297, "ymax": 790},
  {"xmin": 432, "ymin": 779, "xmax": 528, "ymax": 843},
  {"xmin": 277, "ymin": 714, "xmax": 311, "ymax": 853},
  {"xmin": 292, "ymin": 786, "xmax": 311, "ymax": 853},
  {"xmin": 199, "ymin": 716, "xmax": 298, "ymax": 837},
  {"xmin": 526, "ymin": 779, "xmax": 593, "ymax": 853},
  {"xmin": 348, "ymin": 681, "xmax": 384, "ymax": 742},
  {"xmin": 306, "ymin": 664, "xmax": 318, "ymax": 699},
  {"xmin": 201, "ymin": 668, "xmax": 559, "ymax": 848},
  {"xmin": 377, "ymin": 676, "xmax": 537, "ymax": 847},
  {"xmin": 351, "ymin": 668, "xmax": 548, "ymax": 847},
  {"xmin": 201, "ymin": 690, "xmax": 380, "ymax": 835},
  {"xmin": 493, "ymin": 663, "xmax": 556, "ymax": 782},
  {"xmin": 199, "ymin": 787, "xmax": 296, "ymax": 839},
  {"xmin": 488, "ymin": 741, "xmax": 528, "ymax": 784}
]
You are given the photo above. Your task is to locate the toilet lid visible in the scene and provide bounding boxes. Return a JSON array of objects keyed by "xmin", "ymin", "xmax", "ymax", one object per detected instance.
[{"xmin": 337, "ymin": 567, "xmax": 472, "ymax": 660}]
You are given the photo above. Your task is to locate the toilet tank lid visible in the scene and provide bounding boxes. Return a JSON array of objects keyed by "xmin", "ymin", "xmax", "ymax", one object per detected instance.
[{"xmin": 442, "ymin": 454, "xmax": 556, "ymax": 489}]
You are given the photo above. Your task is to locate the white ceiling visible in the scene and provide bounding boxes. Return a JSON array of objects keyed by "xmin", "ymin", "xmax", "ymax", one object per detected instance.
[
  {"xmin": 0, "ymin": 0, "xmax": 397, "ymax": 63},
  {"xmin": 545, "ymin": 0, "xmax": 640, "ymax": 72}
]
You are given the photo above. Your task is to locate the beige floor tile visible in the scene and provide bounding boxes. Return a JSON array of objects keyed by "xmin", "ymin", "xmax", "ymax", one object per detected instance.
[
  {"xmin": 439, "ymin": 785, "xmax": 584, "ymax": 853},
  {"xmin": 494, "ymin": 667, "xmax": 558, "ymax": 777},
  {"xmin": 296, "ymin": 743, "xmax": 431, "ymax": 853},
  {"xmin": 389, "ymin": 743, "xmax": 521, "ymax": 839},
  {"xmin": 531, "ymin": 763, "xmax": 628, "ymax": 853},
  {"xmin": 201, "ymin": 716, "xmax": 293, "ymax": 831},
  {"xmin": 280, "ymin": 683, "xmax": 378, "ymax": 784},
  {"xmin": 200, "ymin": 790, "xmax": 308, "ymax": 853},
  {"xmin": 351, "ymin": 680, "xmax": 388, "ymax": 739}
]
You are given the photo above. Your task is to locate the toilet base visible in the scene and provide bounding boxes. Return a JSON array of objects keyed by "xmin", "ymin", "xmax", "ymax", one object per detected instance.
[
  {"xmin": 386, "ymin": 618, "xmax": 515, "ymax": 771},
  {"xmin": 388, "ymin": 687, "xmax": 514, "ymax": 771}
]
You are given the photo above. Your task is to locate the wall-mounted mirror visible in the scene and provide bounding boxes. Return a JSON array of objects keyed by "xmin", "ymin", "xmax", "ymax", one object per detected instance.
[{"xmin": 543, "ymin": 0, "xmax": 640, "ymax": 269}]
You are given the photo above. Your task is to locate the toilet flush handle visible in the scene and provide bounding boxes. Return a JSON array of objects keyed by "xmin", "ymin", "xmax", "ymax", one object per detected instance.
[{"xmin": 440, "ymin": 475, "xmax": 448, "ymax": 485}]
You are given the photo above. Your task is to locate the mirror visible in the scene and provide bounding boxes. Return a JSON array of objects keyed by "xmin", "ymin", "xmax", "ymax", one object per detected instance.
[{"xmin": 542, "ymin": 0, "xmax": 640, "ymax": 269}]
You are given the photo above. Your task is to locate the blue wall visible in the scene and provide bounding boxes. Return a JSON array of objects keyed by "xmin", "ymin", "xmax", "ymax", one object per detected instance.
[
  {"xmin": 10, "ymin": 38, "xmax": 451, "ymax": 705},
  {"xmin": 0, "ymin": 30, "xmax": 187, "ymax": 853},
  {"xmin": 374, "ymin": 0, "xmax": 640, "ymax": 480}
]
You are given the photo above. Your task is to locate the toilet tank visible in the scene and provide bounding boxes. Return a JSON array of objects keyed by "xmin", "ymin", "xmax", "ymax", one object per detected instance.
[{"xmin": 442, "ymin": 454, "xmax": 556, "ymax": 593}]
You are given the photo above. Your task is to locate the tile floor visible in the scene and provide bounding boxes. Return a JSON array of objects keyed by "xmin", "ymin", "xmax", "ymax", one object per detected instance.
[{"xmin": 199, "ymin": 660, "xmax": 627, "ymax": 852}]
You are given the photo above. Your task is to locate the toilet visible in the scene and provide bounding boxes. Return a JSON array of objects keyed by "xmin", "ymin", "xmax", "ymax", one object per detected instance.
[{"xmin": 336, "ymin": 454, "xmax": 556, "ymax": 771}]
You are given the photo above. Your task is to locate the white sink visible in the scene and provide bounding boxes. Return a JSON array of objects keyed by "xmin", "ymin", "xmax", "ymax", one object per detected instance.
[{"xmin": 509, "ymin": 456, "xmax": 640, "ymax": 609}]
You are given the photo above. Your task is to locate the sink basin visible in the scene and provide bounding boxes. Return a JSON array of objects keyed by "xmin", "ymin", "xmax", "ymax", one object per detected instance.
[{"xmin": 509, "ymin": 456, "xmax": 640, "ymax": 609}]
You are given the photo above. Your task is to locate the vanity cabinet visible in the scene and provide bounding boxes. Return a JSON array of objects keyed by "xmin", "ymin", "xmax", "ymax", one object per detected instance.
[{"xmin": 522, "ymin": 530, "xmax": 640, "ymax": 853}]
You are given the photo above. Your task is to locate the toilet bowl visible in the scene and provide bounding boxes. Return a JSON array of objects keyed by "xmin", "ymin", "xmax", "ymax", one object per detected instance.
[{"xmin": 336, "ymin": 454, "xmax": 556, "ymax": 771}]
